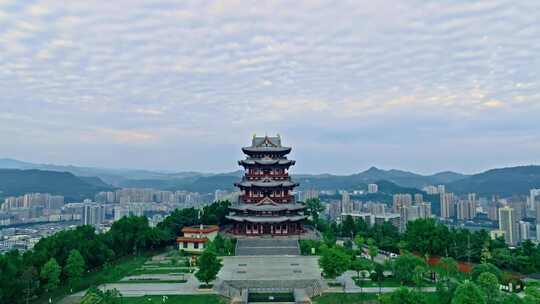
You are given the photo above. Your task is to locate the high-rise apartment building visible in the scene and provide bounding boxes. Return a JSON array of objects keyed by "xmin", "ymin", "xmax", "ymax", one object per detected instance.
[
  {"xmin": 499, "ymin": 206, "xmax": 519, "ymax": 246},
  {"xmin": 440, "ymin": 192, "xmax": 455, "ymax": 219},
  {"xmin": 414, "ymin": 194, "xmax": 423, "ymax": 204},
  {"xmin": 519, "ymin": 221, "xmax": 531, "ymax": 241},
  {"xmin": 437, "ymin": 185, "xmax": 446, "ymax": 194},
  {"xmin": 423, "ymin": 185, "xmax": 438, "ymax": 195},
  {"xmin": 82, "ymin": 204, "xmax": 106, "ymax": 227},
  {"xmin": 530, "ymin": 189, "xmax": 540, "ymax": 211},
  {"xmin": 341, "ymin": 191, "xmax": 352, "ymax": 214},
  {"xmin": 456, "ymin": 196, "xmax": 476, "ymax": 220},
  {"xmin": 367, "ymin": 184, "xmax": 379, "ymax": 194},
  {"xmin": 393, "ymin": 194, "xmax": 412, "ymax": 213},
  {"xmin": 399, "ymin": 202, "xmax": 431, "ymax": 232}
]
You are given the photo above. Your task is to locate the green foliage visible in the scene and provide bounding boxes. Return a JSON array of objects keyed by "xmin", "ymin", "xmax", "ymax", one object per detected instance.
[
  {"xmin": 80, "ymin": 287, "xmax": 122, "ymax": 304},
  {"xmin": 471, "ymin": 263, "xmax": 502, "ymax": 281},
  {"xmin": 319, "ymin": 247, "xmax": 351, "ymax": 278},
  {"xmin": 40, "ymin": 258, "xmax": 61, "ymax": 292},
  {"xmin": 65, "ymin": 249, "xmax": 86, "ymax": 287},
  {"xmin": 476, "ymin": 272, "xmax": 499, "ymax": 303},
  {"xmin": 201, "ymin": 200, "xmax": 231, "ymax": 225},
  {"xmin": 107, "ymin": 216, "xmax": 161, "ymax": 256},
  {"xmin": 157, "ymin": 207, "xmax": 199, "ymax": 240},
  {"xmin": 299, "ymin": 240, "xmax": 324, "ymax": 255},
  {"xmin": 380, "ymin": 287, "xmax": 427, "ymax": 304},
  {"xmin": 195, "ymin": 250, "xmax": 222, "ymax": 285},
  {"xmin": 207, "ymin": 234, "xmax": 235, "ymax": 256},
  {"xmin": 341, "ymin": 215, "xmax": 356, "ymax": 237},
  {"xmin": 303, "ymin": 198, "xmax": 325, "ymax": 226},
  {"xmin": 451, "ymin": 281, "xmax": 486, "ymax": 304},
  {"xmin": 21, "ymin": 266, "xmax": 39, "ymax": 304},
  {"xmin": 392, "ymin": 254, "xmax": 427, "ymax": 285},
  {"xmin": 322, "ymin": 230, "xmax": 337, "ymax": 247},
  {"xmin": 0, "ymin": 200, "xmax": 229, "ymax": 304}
]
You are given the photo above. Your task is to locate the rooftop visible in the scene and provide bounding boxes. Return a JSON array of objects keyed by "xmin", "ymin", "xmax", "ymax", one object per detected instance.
[
  {"xmin": 226, "ymin": 215, "xmax": 307, "ymax": 223},
  {"xmin": 242, "ymin": 135, "xmax": 292, "ymax": 154},
  {"xmin": 230, "ymin": 203, "xmax": 305, "ymax": 212},
  {"xmin": 181, "ymin": 225, "xmax": 219, "ymax": 234},
  {"xmin": 235, "ymin": 179, "xmax": 298, "ymax": 188}
]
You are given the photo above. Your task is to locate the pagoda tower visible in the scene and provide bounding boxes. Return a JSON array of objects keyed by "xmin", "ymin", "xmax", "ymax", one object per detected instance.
[{"xmin": 227, "ymin": 135, "xmax": 306, "ymax": 235}]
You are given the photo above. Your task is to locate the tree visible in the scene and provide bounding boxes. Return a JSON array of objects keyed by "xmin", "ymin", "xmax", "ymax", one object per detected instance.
[
  {"xmin": 471, "ymin": 263, "xmax": 502, "ymax": 281},
  {"xmin": 476, "ymin": 272, "xmax": 499, "ymax": 303},
  {"xmin": 393, "ymin": 254, "xmax": 427, "ymax": 285},
  {"xmin": 413, "ymin": 265, "xmax": 427, "ymax": 290},
  {"xmin": 195, "ymin": 250, "xmax": 222, "ymax": 287},
  {"xmin": 451, "ymin": 281, "xmax": 486, "ymax": 304},
  {"xmin": 367, "ymin": 238, "xmax": 378, "ymax": 261},
  {"xmin": 437, "ymin": 257, "xmax": 459, "ymax": 290},
  {"xmin": 40, "ymin": 258, "xmax": 61, "ymax": 292},
  {"xmin": 319, "ymin": 247, "xmax": 351, "ymax": 278},
  {"xmin": 354, "ymin": 235, "xmax": 365, "ymax": 253},
  {"xmin": 65, "ymin": 249, "xmax": 86, "ymax": 288},
  {"xmin": 380, "ymin": 287, "xmax": 427, "ymax": 304},
  {"xmin": 373, "ymin": 262, "xmax": 385, "ymax": 296},
  {"xmin": 323, "ymin": 230, "xmax": 337, "ymax": 247},
  {"xmin": 350, "ymin": 258, "xmax": 373, "ymax": 300},
  {"xmin": 304, "ymin": 198, "xmax": 325, "ymax": 229},
  {"xmin": 341, "ymin": 215, "xmax": 356, "ymax": 237},
  {"xmin": 21, "ymin": 266, "xmax": 39, "ymax": 304}
]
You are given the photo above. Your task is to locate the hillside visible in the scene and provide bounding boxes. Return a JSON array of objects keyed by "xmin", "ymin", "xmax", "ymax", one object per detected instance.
[
  {"xmin": 0, "ymin": 169, "xmax": 113, "ymax": 201},
  {"xmin": 446, "ymin": 165, "xmax": 540, "ymax": 196}
]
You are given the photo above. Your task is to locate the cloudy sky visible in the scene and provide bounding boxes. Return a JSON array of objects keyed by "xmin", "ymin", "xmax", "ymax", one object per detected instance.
[{"xmin": 0, "ymin": 0, "xmax": 539, "ymax": 175}]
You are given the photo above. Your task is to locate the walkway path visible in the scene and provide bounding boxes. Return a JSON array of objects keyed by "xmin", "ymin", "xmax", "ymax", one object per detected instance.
[{"xmin": 337, "ymin": 271, "xmax": 437, "ymax": 293}]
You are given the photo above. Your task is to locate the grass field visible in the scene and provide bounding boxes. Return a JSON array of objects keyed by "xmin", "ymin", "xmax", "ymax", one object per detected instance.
[
  {"xmin": 314, "ymin": 292, "xmax": 441, "ymax": 304},
  {"xmin": 118, "ymin": 295, "xmax": 227, "ymax": 304}
]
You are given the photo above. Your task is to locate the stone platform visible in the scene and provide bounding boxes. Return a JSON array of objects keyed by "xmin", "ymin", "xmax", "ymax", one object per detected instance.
[
  {"xmin": 215, "ymin": 239, "xmax": 326, "ymax": 303},
  {"xmin": 235, "ymin": 239, "xmax": 300, "ymax": 256}
]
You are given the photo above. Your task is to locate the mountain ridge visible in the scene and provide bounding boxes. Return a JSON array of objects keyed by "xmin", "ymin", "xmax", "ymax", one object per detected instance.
[{"xmin": 1, "ymin": 158, "xmax": 539, "ymax": 197}]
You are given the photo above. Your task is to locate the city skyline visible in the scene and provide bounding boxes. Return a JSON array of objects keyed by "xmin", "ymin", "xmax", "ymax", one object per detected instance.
[{"xmin": 1, "ymin": 1, "xmax": 539, "ymax": 174}]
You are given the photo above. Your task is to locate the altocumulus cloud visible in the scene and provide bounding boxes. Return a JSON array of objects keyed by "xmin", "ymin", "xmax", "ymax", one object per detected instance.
[{"xmin": 0, "ymin": 0, "xmax": 539, "ymax": 174}]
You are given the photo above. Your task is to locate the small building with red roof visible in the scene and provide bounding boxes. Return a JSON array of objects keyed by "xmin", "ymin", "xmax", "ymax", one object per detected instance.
[{"xmin": 176, "ymin": 225, "xmax": 219, "ymax": 254}]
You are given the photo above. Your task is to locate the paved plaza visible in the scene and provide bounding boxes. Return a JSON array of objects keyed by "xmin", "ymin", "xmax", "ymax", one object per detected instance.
[
  {"xmin": 218, "ymin": 255, "xmax": 322, "ymax": 283},
  {"xmin": 235, "ymin": 239, "xmax": 300, "ymax": 256}
]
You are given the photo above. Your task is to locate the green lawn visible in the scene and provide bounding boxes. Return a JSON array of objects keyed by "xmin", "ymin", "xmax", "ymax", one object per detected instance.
[
  {"xmin": 314, "ymin": 292, "xmax": 440, "ymax": 304},
  {"xmin": 313, "ymin": 293, "xmax": 378, "ymax": 304},
  {"xmin": 119, "ymin": 295, "xmax": 227, "ymax": 304},
  {"xmin": 33, "ymin": 254, "xmax": 150, "ymax": 304},
  {"xmin": 353, "ymin": 278, "xmax": 402, "ymax": 288},
  {"xmin": 353, "ymin": 277, "xmax": 435, "ymax": 288}
]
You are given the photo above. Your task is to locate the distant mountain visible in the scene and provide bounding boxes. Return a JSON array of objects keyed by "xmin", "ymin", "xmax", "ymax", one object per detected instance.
[
  {"xmin": 0, "ymin": 169, "xmax": 113, "ymax": 201},
  {"xmin": 0, "ymin": 158, "xmax": 211, "ymax": 186},
  {"xmin": 3, "ymin": 158, "xmax": 539, "ymax": 197},
  {"xmin": 295, "ymin": 167, "xmax": 467, "ymax": 190},
  {"xmin": 446, "ymin": 165, "xmax": 540, "ymax": 196}
]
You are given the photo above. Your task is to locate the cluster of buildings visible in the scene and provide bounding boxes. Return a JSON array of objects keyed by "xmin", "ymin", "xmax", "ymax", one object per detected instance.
[
  {"xmin": 94, "ymin": 188, "xmax": 219, "ymax": 205},
  {"xmin": 322, "ymin": 182, "xmax": 540, "ymax": 248},
  {"xmin": 0, "ymin": 187, "xmax": 230, "ymax": 253},
  {"xmin": 487, "ymin": 189, "xmax": 540, "ymax": 246}
]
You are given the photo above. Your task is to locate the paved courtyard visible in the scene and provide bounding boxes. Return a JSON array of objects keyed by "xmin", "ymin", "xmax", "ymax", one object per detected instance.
[
  {"xmin": 235, "ymin": 239, "xmax": 300, "ymax": 256},
  {"xmin": 218, "ymin": 255, "xmax": 322, "ymax": 283}
]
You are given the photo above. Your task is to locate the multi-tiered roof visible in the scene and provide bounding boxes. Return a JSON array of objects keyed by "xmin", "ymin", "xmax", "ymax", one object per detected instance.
[{"xmin": 227, "ymin": 135, "xmax": 306, "ymax": 235}]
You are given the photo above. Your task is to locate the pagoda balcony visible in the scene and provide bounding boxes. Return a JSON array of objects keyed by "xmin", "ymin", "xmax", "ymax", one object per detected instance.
[
  {"xmin": 239, "ymin": 195, "xmax": 294, "ymax": 204},
  {"xmin": 244, "ymin": 173, "xmax": 290, "ymax": 180}
]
